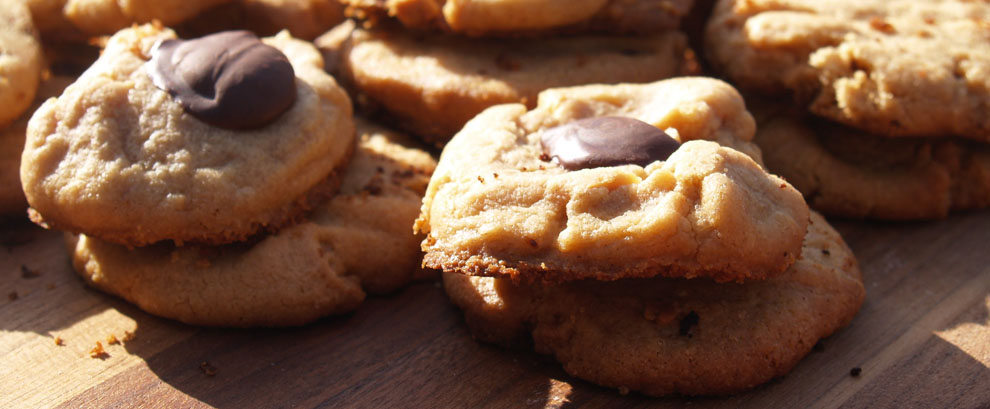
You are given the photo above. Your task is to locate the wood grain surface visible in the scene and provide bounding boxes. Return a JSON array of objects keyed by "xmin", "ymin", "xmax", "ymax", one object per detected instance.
[{"xmin": 2, "ymin": 211, "xmax": 989, "ymax": 408}]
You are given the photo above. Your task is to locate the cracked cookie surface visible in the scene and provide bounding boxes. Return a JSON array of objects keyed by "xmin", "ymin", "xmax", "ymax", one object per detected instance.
[
  {"xmin": 416, "ymin": 78, "xmax": 809, "ymax": 283},
  {"xmin": 706, "ymin": 0, "xmax": 990, "ymax": 141}
]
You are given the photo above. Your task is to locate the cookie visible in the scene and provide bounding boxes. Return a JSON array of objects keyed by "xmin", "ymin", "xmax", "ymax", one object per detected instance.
[
  {"xmin": 343, "ymin": 0, "xmax": 694, "ymax": 37},
  {"xmin": 756, "ymin": 110, "xmax": 990, "ymax": 220},
  {"xmin": 63, "ymin": 0, "xmax": 233, "ymax": 36},
  {"xmin": 178, "ymin": 0, "xmax": 346, "ymax": 41},
  {"xmin": 317, "ymin": 21, "xmax": 698, "ymax": 145},
  {"xmin": 0, "ymin": 76, "xmax": 75, "ymax": 219},
  {"xmin": 68, "ymin": 119, "xmax": 437, "ymax": 327},
  {"xmin": 415, "ymin": 78, "xmax": 810, "ymax": 283},
  {"xmin": 444, "ymin": 211, "xmax": 865, "ymax": 396},
  {"xmin": 705, "ymin": 0, "xmax": 990, "ymax": 141},
  {"xmin": 0, "ymin": 0, "xmax": 44, "ymax": 130},
  {"xmin": 21, "ymin": 25, "xmax": 355, "ymax": 246}
]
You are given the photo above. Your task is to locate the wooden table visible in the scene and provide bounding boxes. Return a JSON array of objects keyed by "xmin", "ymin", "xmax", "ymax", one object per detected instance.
[{"xmin": 2, "ymin": 211, "xmax": 988, "ymax": 408}]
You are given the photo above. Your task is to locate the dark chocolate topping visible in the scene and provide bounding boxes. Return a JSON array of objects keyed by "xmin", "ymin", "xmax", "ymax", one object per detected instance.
[
  {"xmin": 539, "ymin": 116, "xmax": 680, "ymax": 170},
  {"xmin": 147, "ymin": 30, "xmax": 296, "ymax": 130}
]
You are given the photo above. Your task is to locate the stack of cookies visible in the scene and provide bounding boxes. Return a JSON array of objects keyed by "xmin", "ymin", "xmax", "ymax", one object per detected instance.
[
  {"xmin": 415, "ymin": 77, "xmax": 866, "ymax": 396},
  {"xmin": 317, "ymin": 0, "xmax": 700, "ymax": 146},
  {"xmin": 706, "ymin": 0, "xmax": 990, "ymax": 220},
  {"xmin": 19, "ymin": 24, "xmax": 437, "ymax": 327}
]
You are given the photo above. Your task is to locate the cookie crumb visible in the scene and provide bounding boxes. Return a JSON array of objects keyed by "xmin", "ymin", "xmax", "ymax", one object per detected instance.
[
  {"xmin": 122, "ymin": 330, "xmax": 136, "ymax": 342},
  {"xmin": 679, "ymin": 311, "xmax": 699, "ymax": 337},
  {"xmin": 20, "ymin": 265, "xmax": 40, "ymax": 279},
  {"xmin": 54, "ymin": 336, "xmax": 64, "ymax": 346},
  {"xmin": 869, "ymin": 17, "xmax": 896, "ymax": 34},
  {"xmin": 90, "ymin": 341, "xmax": 109, "ymax": 359},
  {"xmin": 850, "ymin": 367, "xmax": 862, "ymax": 377},
  {"xmin": 477, "ymin": 176, "xmax": 485, "ymax": 183},
  {"xmin": 107, "ymin": 334, "xmax": 120, "ymax": 345},
  {"xmin": 8, "ymin": 291, "xmax": 18, "ymax": 301},
  {"xmin": 200, "ymin": 361, "xmax": 217, "ymax": 377}
]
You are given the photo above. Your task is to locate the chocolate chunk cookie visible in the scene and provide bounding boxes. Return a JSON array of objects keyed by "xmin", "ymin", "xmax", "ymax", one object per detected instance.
[
  {"xmin": 444, "ymin": 211, "xmax": 864, "ymax": 396},
  {"xmin": 416, "ymin": 78, "xmax": 810, "ymax": 283},
  {"xmin": 21, "ymin": 25, "xmax": 355, "ymax": 246},
  {"xmin": 706, "ymin": 0, "xmax": 990, "ymax": 141},
  {"xmin": 318, "ymin": 21, "xmax": 697, "ymax": 145},
  {"xmin": 68, "ymin": 119, "xmax": 437, "ymax": 327}
]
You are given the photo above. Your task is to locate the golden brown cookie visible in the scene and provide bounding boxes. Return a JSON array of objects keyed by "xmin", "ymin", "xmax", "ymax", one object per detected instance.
[
  {"xmin": 705, "ymin": 0, "xmax": 990, "ymax": 141},
  {"xmin": 178, "ymin": 0, "xmax": 346, "ymax": 41},
  {"xmin": 0, "ymin": 0, "xmax": 44, "ymax": 130},
  {"xmin": 342, "ymin": 0, "xmax": 694, "ymax": 37},
  {"xmin": 0, "ymin": 76, "xmax": 75, "ymax": 219},
  {"xmin": 444, "ymin": 211, "xmax": 865, "ymax": 396},
  {"xmin": 21, "ymin": 25, "xmax": 355, "ymax": 246},
  {"xmin": 317, "ymin": 21, "xmax": 697, "ymax": 145},
  {"xmin": 416, "ymin": 78, "xmax": 810, "ymax": 283},
  {"xmin": 63, "ymin": 0, "xmax": 233, "ymax": 36},
  {"xmin": 756, "ymin": 110, "xmax": 990, "ymax": 220},
  {"xmin": 68, "ymin": 119, "xmax": 437, "ymax": 327}
]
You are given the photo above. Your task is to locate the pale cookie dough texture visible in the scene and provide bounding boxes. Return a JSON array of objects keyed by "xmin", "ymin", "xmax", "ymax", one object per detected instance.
[
  {"xmin": 0, "ymin": 76, "xmax": 74, "ymax": 219},
  {"xmin": 444, "ymin": 212, "xmax": 865, "ymax": 396},
  {"xmin": 757, "ymin": 112, "xmax": 990, "ymax": 220},
  {"xmin": 416, "ymin": 78, "xmax": 810, "ymax": 283},
  {"xmin": 0, "ymin": 0, "xmax": 43, "ymax": 130},
  {"xmin": 68, "ymin": 120, "xmax": 438, "ymax": 327},
  {"xmin": 318, "ymin": 21, "xmax": 698, "ymax": 145},
  {"xmin": 21, "ymin": 25, "xmax": 355, "ymax": 246},
  {"xmin": 64, "ymin": 0, "xmax": 233, "ymax": 36},
  {"xmin": 706, "ymin": 0, "xmax": 990, "ymax": 141},
  {"xmin": 342, "ymin": 0, "xmax": 695, "ymax": 36}
]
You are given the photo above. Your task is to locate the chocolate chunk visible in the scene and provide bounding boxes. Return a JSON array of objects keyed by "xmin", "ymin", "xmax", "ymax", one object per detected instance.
[
  {"xmin": 540, "ymin": 116, "xmax": 680, "ymax": 170},
  {"xmin": 679, "ymin": 310, "xmax": 699, "ymax": 337},
  {"xmin": 148, "ymin": 31, "xmax": 296, "ymax": 130}
]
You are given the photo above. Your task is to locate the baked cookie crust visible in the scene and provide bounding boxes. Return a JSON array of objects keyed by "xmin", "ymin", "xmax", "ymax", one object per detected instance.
[
  {"xmin": 68, "ymin": 120, "xmax": 437, "ymax": 327},
  {"xmin": 416, "ymin": 78, "xmax": 810, "ymax": 283},
  {"xmin": 444, "ymin": 211, "xmax": 864, "ymax": 396}
]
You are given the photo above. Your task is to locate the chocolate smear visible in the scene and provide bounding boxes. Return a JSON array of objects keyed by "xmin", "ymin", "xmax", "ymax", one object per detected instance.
[
  {"xmin": 148, "ymin": 30, "xmax": 296, "ymax": 130},
  {"xmin": 540, "ymin": 116, "xmax": 680, "ymax": 170}
]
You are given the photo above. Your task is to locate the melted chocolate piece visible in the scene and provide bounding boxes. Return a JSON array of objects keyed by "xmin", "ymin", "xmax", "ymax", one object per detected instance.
[
  {"xmin": 148, "ymin": 31, "xmax": 296, "ymax": 130},
  {"xmin": 539, "ymin": 116, "xmax": 680, "ymax": 170}
]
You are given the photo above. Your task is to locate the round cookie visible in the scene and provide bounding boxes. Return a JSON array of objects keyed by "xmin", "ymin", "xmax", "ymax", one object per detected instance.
[
  {"xmin": 63, "ymin": 0, "xmax": 233, "ymax": 36},
  {"xmin": 21, "ymin": 25, "xmax": 355, "ymax": 246},
  {"xmin": 68, "ymin": 119, "xmax": 437, "ymax": 327},
  {"xmin": 0, "ymin": 0, "xmax": 44, "ymax": 130},
  {"xmin": 317, "ymin": 21, "xmax": 698, "ymax": 145},
  {"xmin": 0, "ymin": 76, "xmax": 75, "ymax": 219},
  {"xmin": 756, "ymin": 110, "xmax": 990, "ymax": 220},
  {"xmin": 342, "ymin": 0, "xmax": 694, "ymax": 37},
  {"xmin": 415, "ymin": 78, "xmax": 810, "ymax": 283},
  {"xmin": 444, "ymin": 211, "xmax": 865, "ymax": 396},
  {"xmin": 705, "ymin": 0, "xmax": 990, "ymax": 141},
  {"xmin": 178, "ymin": 0, "xmax": 346, "ymax": 41}
]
